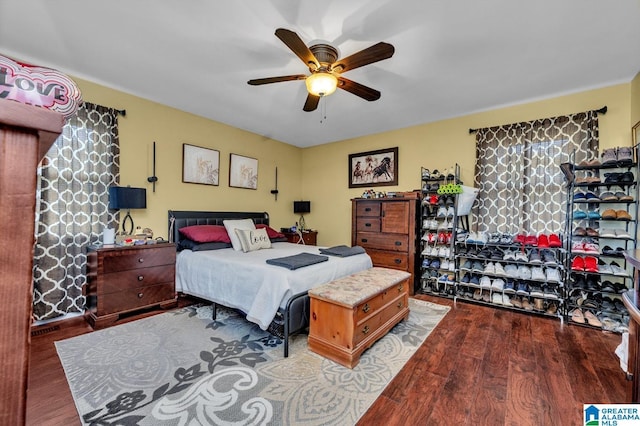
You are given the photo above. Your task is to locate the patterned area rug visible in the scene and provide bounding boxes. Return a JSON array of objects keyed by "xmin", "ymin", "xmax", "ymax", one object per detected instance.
[{"xmin": 56, "ymin": 298, "xmax": 449, "ymax": 425}]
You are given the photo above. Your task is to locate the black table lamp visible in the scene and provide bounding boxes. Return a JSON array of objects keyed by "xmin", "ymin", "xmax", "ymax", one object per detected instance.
[
  {"xmin": 109, "ymin": 186, "xmax": 147, "ymax": 235},
  {"xmin": 293, "ymin": 201, "xmax": 310, "ymax": 231}
]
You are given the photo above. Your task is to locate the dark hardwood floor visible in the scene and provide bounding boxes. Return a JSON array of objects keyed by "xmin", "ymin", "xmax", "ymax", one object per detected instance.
[{"xmin": 27, "ymin": 295, "xmax": 629, "ymax": 426}]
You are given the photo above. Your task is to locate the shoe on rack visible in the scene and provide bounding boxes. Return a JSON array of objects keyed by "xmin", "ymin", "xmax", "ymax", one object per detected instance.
[
  {"xmin": 546, "ymin": 268, "xmax": 561, "ymax": 283},
  {"xmin": 511, "ymin": 296, "xmax": 523, "ymax": 308},
  {"xmin": 573, "ymin": 210, "xmax": 588, "ymax": 219},
  {"xmin": 585, "ymin": 227, "xmax": 599, "ymax": 237},
  {"xmin": 503, "ymin": 280, "xmax": 516, "ymax": 293},
  {"xmin": 583, "ymin": 256, "xmax": 598, "ymax": 273},
  {"xmin": 601, "ymin": 148, "xmax": 618, "ymax": 165},
  {"xmin": 446, "ymin": 206, "xmax": 455, "ymax": 218},
  {"xmin": 492, "ymin": 293, "xmax": 503, "ymax": 305},
  {"xmin": 616, "ymin": 210, "xmax": 632, "ymax": 221},
  {"xmin": 546, "ymin": 303, "xmax": 558, "ymax": 315},
  {"xmin": 587, "ymin": 210, "xmax": 601, "ymax": 220},
  {"xmin": 570, "ymin": 308, "xmax": 585, "ymax": 324},
  {"xmin": 600, "ymin": 191, "xmax": 618, "ymax": 201},
  {"xmin": 573, "ymin": 192, "xmax": 586, "ymax": 201},
  {"xmin": 615, "ymin": 229, "xmax": 633, "ymax": 239},
  {"xmin": 616, "ymin": 191, "xmax": 634, "ymax": 202},
  {"xmin": 571, "ymin": 256, "xmax": 585, "ymax": 271},
  {"xmin": 522, "ymin": 298, "xmax": 534, "ymax": 311},
  {"xmin": 531, "ymin": 267, "xmax": 545, "ymax": 281},
  {"xmin": 493, "ymin": 262, "xmax": 506, "ymax": 276},
  {"xmin": 502, "ymin": 294, "xmax": 513, "ymax": 307},
  {"xmin": 518, "ymin": 265, "xmax": 532, "ymax": 280},
  {"xmin": 585, "ymin": 191, "xmax": 600, "ymax": 202},
  {"xmin": 483, "ymin": 262, "xmax": 496, "ymax": 274},
  {"xmin": 573, "ymin": 227, "xmax": 587, "ymax": 236},
  {"xmin": 515, "ymin": 250, "xmax": 529, "ymax": 262},
  {"xmin": 504, "ymin": 264, "xmax": 519, "ymax": 278},
  {"xmin": 583, "ymin": 310, "xmax": 602, "ymax": 328},
  {"xmin": 529, "ymin": 285, "xmax": 544, "ymax": 298},
  {"xmin": 533, "ymin": 298, "xmax": 544, "ymax": 311},
  {"xmin": 541, "ymin": 249, "xmax": 558, "ymax": 266},
  {"xmin": 617, "ymin": 146, "xmax": 634, "ymax": 165},
  {"xmin": 480, "ymin": 276, "xmax": 492, "ymax": 289},
  {"xmin": 529, "ymin": 250, "xmax": 542, "ymax": 264},
  {"xmin": 601, "ymin": 209, "xmax": 617, "ymax": 219},
  {"xmin": 537, "ymin": 234, "xmax": 550, "ymax": 248},
  {"xmin": 548, "ymin": 234, "xmax": 562, "ymax": 248},
  {"xmin": 610, "ymin": 261, "xmax": 629, "ymax": 277},
  {"xmin": 436, "ymin": 206, "xmax": 447, "ymax": 218},
  {"xmin": 516, "ymin": 282, "xmax": 530, "ymax": 296},
  {"xmin": 571, "ymin": 241, "xmax": 585, "ymax": 253}
]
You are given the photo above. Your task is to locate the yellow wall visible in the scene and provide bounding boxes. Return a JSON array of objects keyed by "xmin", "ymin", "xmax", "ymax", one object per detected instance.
[
  {"xmin": 303, "ymin": 83, "xmax": 633, "ymax": 246},
  {"xmin": 74, "ymin": 77, "xmax": 635, "ymax": 246},
  {"xmin": 74, "ymin": 77, "xmax": 304, "ymax": 239}
]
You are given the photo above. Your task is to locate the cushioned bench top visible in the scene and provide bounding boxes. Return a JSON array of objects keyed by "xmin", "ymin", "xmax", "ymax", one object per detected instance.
[{"xmin": 308, "ymin": 267, "xmax": 411, "ymax": 307}]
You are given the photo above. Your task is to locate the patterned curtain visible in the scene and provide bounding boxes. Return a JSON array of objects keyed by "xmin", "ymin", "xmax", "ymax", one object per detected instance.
[
  {"xmin": 32, "ymin": 103, "xmax": 120, "ymax": 321},
  {"xmin": 473, "ymin": 110, "xmax": 599, "ymax": 236}
]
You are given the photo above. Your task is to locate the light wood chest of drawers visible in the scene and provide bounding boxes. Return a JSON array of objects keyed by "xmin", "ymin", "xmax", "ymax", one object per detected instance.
[
  {"xmin": 308, "ymin": 267, "xmax": 411, "ymax": 368},
  {"xmin": 85, "ymin": 243, "xmax": 177, "ymax": 328}
]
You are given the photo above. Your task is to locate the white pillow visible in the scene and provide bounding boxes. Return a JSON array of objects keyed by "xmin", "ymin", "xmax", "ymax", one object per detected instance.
[
  {"xmin": 223, "ymin": 218, "xmax": 256, "ymax": 251},
  {"xmin": 235, "ymin": 228, "xmax": 271, "ymax": 252}
]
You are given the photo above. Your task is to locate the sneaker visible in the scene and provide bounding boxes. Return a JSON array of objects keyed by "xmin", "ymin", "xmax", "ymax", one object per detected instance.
[
  {"xmin": 518, "ymin": 265, "xmax": 532, "ymax": 280},
  {"xmin": 504, "ymin": 264, "xmax": 519, "ymax": 278},
  {"xmin": 469, "ymin": 274, "xmax": 480, "ymax": 286},
  {"xmin": 529, "ymin": 285, "xmax": 544, "ymax": 298},
  {"xmin": 617, "ymin": 146, "xmax": 634, "ymax": 165},
  {"xmin": 514, "ymin": 250, "xmax": 529, "ymax": 262},
  {"xmin": 545, "ymin": 268, "xmax": 561, "ymax": 283},
  {"xmin": 601, "ymin": 147, "xmax": 618, "ymax": 165},
  {"xmin": 494, "ymin": 262, "xmax": 506, "ymax": 276},
  {"xmin": 541, "ymin": 249, "xmax": 558, "ymax": 266},
  {"xmin": 492, "ymin": 278, "xmax": 505, "ymax": 291},
  {"xmin": 502, "ymin": 294, "xmax": 513, "ymax": 306},
  {"xmin": 511, "ymin": 295, "xmax": 523, "ymax": 308},
  {"xmin": 436, "ymin": 206, "xmax": 447, "ymax": 218},
  {"xmin": 529, "ymin": 250, "xmax": 542, "ymax": 264},
  {"xmin": 610, "ymin": 261, "xmax": 629, "ymax": 277},
  {"xmin": 531, "ymin": 267, "xmax": 545, "ymax": 281},
  {"xmin": 461, "ymin": 260, "xmax": 473, "ymax": 270},
  {"xmin": 492, "ymin": 293, "xmax": 503, "ymax": 305},
  {"xmin": 503, "ymin": 250, "xmax": 516, "ymax": 261},
  {"xmin": 471, "ymin": 261, "xmax": 484, "ymax": 273},
  {"xmin": 440, "ymin": 259, "xmax": 449, "ymax": 270},
  {"xmin": 446, "ymin": 206, "xmax": 455, "ymax": 218},
  {"xmin": 516, "ymin": 281, "xmax": 529, "ymax": 296},
  {"xmin": 582, "ymin": 241, "xmax": 599, "ymax": 254},
  {"xmin": 480, "ymin": 276, "xmax": 492, "ymax": 289},
  {"xmin": 503, "ymin": 280, "xmax": 516, "ymax": 294},
  {"xmin": 483, "ymin": 262, "xmax": 496, "ymax": 274},
  {"xmin": 543, "ymin": 286, "xmax": 559, "ymax": 299},
  {"xmin": 572, "ymin": 241, "xmax": 586, "ymax": 254}
]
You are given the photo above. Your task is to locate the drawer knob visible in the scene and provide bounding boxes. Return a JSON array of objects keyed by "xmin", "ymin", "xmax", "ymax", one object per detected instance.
[
  {"xmin": 394, "ymin": 258, "xmax": 401, "ymax": 264},
  {"xmin": 395, "ymin": 241, "xmax": 402, "ymax": 246},
  {"xmin": 365, "ymin": 207, "xmax": 372, "ymax": 212},
  {"xmin": 365, "ymin": 223, "xmax": 371, "ymax": 227},
  {"xmin": 398, "ymin": 285, "xmax": 403, "ymax": 292},
  {"xmin": 362, "ymin": 325, "xmax": 370, "ymax": 335},
  {"xmin": 398, "ymin": 301, "xmax": 404, "ymax": 308},
  {"xmin": 362, "ymin": 303, "xmax": 370, "ymax": 313},
  {"xmin": 138, "ymin": 275, "xmax": 144, "ymax": 281},
  {"xmin": 138, "ymin": 258, "xmax": 144, "ymax": 263},
  {"xmin": 137, "ymin": 293, "xmax": 144, "ymax": 298},
  {"xmin": 361, "ymin": 238, "xmax": 368, "ymax": 243}
]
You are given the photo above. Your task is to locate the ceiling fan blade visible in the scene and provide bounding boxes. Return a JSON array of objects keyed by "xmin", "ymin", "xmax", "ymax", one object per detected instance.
[
  {"xmin": 303, "ymin": 94, "xmax": 320, "ymax": 112},
  {"xmin": 247, "ymin": 75, "xmax": 307, "ymax": 85},
  {"xmin": 332, "ymin": 42, "xmax": 395, "ymax": 73},
  {"xmin": 337, "ymin": 77, "xmax": 381, "ymax": 101},
  {"xmin": 275, "ymin": 28, "xmax": 319, "ymax": 69}
]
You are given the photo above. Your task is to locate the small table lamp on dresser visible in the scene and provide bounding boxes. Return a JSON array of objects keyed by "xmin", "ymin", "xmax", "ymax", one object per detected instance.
[
  {"xmin": 294, "ymin": 200, "xmax": 311, "ymax": 230},
  {"xmin": 109, "ymin": 186, "xmax": 147, "ymax": 235}
]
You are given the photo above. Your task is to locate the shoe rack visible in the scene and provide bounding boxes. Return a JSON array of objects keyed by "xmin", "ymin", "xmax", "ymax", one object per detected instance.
[
  {"xmin": 565, "ymin": 145, "xmax": 639, "ymax": 332},
  {"xmin": 454, "ymin": 232, "xmax": 565, "ymax": 319},
  {"xmin": 418, "ymin": 164, "xmax": 461, "ymax": 298}
]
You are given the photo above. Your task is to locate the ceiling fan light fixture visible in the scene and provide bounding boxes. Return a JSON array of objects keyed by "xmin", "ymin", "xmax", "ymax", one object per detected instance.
[{"xmin": 305, "ymin": 72, "xmax": 338, "ymax": 97}]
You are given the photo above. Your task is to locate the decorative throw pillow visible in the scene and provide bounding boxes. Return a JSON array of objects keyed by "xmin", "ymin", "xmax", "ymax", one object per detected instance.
[
  {"xmin": 256, "ymin": 224, "xmax": 286, "ymax": 239},
  {"xmin": 179, "ymin": 225, "xmax": 231, "ymax": 243},
  {"xmin": 234, "ymin": 228, "xmax": 272, "ymax": 252},
  {"xmin": 223, "ymin": 218, "xmax": 256, "ymax": 251}
]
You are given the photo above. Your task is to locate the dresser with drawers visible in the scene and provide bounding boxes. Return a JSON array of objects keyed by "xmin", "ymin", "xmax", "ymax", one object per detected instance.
[
  {"xmin": 351, "ymin": 197, "xmax": 419, "ymax": 293},
  {"xmin": 85, "ymin": 242, "xmax": 177, "ymax": 328}
]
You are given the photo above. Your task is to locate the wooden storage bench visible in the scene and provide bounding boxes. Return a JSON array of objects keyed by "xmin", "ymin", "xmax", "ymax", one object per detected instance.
[{"xmin": 308, "ymin": 267, "xmax": 411, "ymax": 368}]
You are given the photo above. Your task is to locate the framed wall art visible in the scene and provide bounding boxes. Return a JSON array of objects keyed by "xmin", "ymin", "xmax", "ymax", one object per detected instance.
[
  {"xmin": 182, "ymin": 144, "xmax": 220, "ymax": 186},
  {"xmin": 633, "ymin": 119, "xmax": 640, "ymax": 146},
  {"xmin": 348, "ymin": 147, "xmax": 398, "ymax": 188},
  {"xmin": 229, "ymin": 153, "xmax": 258, "ymax": 189}
]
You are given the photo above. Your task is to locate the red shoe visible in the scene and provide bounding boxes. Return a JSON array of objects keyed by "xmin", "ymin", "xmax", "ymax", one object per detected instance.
[
  {"xmin": 584, "ymin": 256, "xmax": 598, "ymax": 273},
  {"xmin": 537, "ymin": 234, "xmax": 549, "ymax": 248},
  {"xmin": 548, "ymin": 234, "xmax": 562, "ymax": 248},
  {"xmin": 513, "ymin": 234, "xmax": 526, "ymax": 244},
  {"xmin": 571, "ymin": 256, "xmax": 585, "ymax": 271},
  {"xmin": 524, "ymin": 235, "xmax": 538, "ymax": 246}
]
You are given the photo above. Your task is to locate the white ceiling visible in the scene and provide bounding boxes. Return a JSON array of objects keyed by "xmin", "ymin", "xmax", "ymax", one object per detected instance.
[{"xmin": 1, "ymin": 1, "xmax": 640, "ymax": 148}]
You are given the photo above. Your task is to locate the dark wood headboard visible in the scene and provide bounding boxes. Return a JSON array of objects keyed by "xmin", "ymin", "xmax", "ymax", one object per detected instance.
[{"xmin": 168, "ymin": 210, "xmax": 270, "ymax": 244}]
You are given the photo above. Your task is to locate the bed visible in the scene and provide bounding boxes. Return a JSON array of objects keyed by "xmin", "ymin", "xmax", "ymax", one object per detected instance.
[{"xmin": 168, "ymin": 210, "xmax": 373, "ymax": 357}]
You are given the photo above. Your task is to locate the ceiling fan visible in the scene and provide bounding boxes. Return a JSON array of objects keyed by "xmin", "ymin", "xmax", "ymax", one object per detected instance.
[{"xmin": 248, "ymin": 28, "xmax": 395, "ymax": 112}]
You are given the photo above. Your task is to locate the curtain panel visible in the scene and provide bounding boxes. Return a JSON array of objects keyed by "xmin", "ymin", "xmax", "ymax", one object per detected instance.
[
  {"xmin": 473, "ymin": 110, "xmax": 599, "ymax": 236},
  {"xmin": 32, "ymin": 103, "xmax": 120, "ymax": 321}
]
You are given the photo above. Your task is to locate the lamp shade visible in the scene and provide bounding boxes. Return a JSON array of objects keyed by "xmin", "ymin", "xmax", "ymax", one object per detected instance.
[
  {"xmin": 305, "ymin": 72, "xmax": 338, "ymax": 97},
  {"xmin": 108, "ymin": 186, "xmax": 147, "ymax": 210},
  {"xmin": 293, "ymin": 201, "xmax": 311, "ymax": 214}
]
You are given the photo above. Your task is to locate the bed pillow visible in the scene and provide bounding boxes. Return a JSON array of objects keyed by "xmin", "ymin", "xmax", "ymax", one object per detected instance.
[
  {"xmin": 179, "ymin": 224, "xmax": 231, "ymax": 244},
  {"xmin": 256, "ymin": 224, "xmax": 286, "ymax": 240},
  {"xmin": 179, "ymin": 239, "xmax": 232, "ymax": 252},
  {"xmin": 235, "ymin": 228, "xmax": 272, "ymax": 252},
  {"xmin": 223, "ymin": 218, "xmax": 256, "ymax": 251}
]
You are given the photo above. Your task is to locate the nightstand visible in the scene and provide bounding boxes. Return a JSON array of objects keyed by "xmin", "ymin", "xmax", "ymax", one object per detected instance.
[
  {"xmin": 84, "ymin": 242, "xmax": 177, "ymax": 328},
  {"xmin": 282, "ymin": 230, "xmax": 318, "ymax": 245}
]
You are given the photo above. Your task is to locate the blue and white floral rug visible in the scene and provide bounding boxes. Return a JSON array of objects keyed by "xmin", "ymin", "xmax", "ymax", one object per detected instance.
[{"xmin": 56, "ymin": 298, "xmax": 449, "ymax": 425}]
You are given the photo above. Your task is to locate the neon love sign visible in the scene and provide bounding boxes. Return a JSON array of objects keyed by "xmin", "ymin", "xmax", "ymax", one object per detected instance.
[{"xmin": 0, "ymin": 55, "xmax": 81, "ymax": 118}]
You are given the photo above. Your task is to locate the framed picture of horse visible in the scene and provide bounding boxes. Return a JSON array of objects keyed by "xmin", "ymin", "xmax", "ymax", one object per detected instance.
[
  {"xmin": 348, "ymin": 147, "xmax": 398, "ymax": 188},
  {"xmin": 182, "ymin": 144, "xmax": 220, "ymax": 186}
]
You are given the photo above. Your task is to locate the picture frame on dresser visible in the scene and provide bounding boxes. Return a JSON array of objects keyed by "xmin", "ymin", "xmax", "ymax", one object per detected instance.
[
  {"xmin": 182, "ymin": 143, "xmax": 220, "ymax": 186},
  {"xmin": 229, "ymin": 153, "xmax": 258, "ymax": 189},
  {"xmin": 348, "ymin": 147, "xmax": 398, "ymax": 188}
]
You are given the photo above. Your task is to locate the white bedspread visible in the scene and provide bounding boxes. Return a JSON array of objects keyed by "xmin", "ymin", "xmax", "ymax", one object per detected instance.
[{"xmin": 175, "ymin": 242, "xmax": 372, "ymax": 330}]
